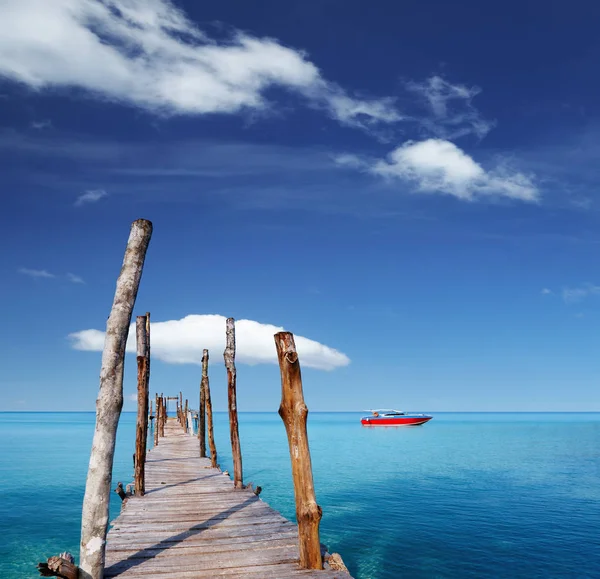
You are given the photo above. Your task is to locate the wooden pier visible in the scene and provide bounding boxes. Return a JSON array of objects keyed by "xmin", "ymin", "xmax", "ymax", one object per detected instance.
[
  {"xmin": 104, "ymin": 419, "xmax": 352, "ymax": 579},
  {"xmin": 37, "ymin": 220, "xmax": 355, "ymax": 579}
]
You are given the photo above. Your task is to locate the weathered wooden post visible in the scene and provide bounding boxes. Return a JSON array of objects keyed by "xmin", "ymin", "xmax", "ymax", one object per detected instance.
[
  {"xmin": 184, "ymin": 399, "xmax": 189, "ymax": 433},
  {"xmin": 224, "ymin": 317, "xmax": 243, "ymax": 489},
  {"xmin": 274, "ymin": 331, "xmax": 323, "ymax": 570},
  {"xmin": 134, "ymin": 315, "xmax": 149, "ymax": 496},
  {"xmin": 154, "ymin": 393, "xmax": 160, "ymax": 446},
  {"xmin": 179, "ymin": 391, "xmax": 183, "ymax": 425},
  {"xmin": 79, "ymin": 219, "xmax": 152, "ymax": 579},
  {"xmin": 160, "ymin": 396, "xmax": 166, "ymax": 436},
  {"xmin": 198, "ymin": 350, "xmax": 207, "ymax": 457},
  {"xmin": 203, "ymin": 349, "xmax": 218, "ymax": 468}
]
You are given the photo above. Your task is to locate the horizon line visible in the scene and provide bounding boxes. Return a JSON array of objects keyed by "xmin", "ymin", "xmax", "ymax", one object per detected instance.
[{"xmin": 1, "ymin": 410, "xmax": 600, "ymax": 414}]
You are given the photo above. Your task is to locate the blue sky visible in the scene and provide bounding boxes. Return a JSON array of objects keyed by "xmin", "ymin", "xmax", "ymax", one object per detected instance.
[{"xmin": 1, "ymin": 0, "xmax": 599, "ymax": 412}]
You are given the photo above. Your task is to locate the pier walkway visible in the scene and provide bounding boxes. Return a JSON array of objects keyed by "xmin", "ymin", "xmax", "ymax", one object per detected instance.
[{"xmin": 104, "ymin": 419, "xmax": 353, "ymax": 578}]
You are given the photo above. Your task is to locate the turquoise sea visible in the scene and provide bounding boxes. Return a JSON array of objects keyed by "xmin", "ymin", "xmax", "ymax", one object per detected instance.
[{"xmin": 1, "ymin": 412, "xmax": 599, "ymax": 578}]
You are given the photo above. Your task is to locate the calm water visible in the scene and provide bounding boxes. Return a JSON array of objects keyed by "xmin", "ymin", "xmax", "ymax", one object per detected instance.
[{"xmin": 0, "ymin": 412, "xmax": 599, "ymax": 578}]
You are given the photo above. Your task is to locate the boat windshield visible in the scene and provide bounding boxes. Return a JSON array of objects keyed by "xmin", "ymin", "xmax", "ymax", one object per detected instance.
[{"xmin": 371, "ymin": 409, "xmax": 405, "ymax": 416}]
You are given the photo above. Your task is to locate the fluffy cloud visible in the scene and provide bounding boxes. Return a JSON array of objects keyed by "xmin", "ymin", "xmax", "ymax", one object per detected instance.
[
  {"xmin": 0, "ymin": 0, "xmax": 399, "ymax": 131},
  {"xmin": 75, "ymin": 189, "xmax": 108, "ymax": 206},
  {"xmin": 362, "ymin": 139, "xmax": 538, "ymax": 202},
  {"xmin": 69, "ymin": 314, "xmax": 350, "ymax": 371}
]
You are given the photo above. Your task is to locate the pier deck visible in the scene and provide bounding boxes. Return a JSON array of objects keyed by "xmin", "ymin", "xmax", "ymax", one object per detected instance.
[{"xmin": 105, "ymin": 419, "xmax": 352, "ymax": 578}]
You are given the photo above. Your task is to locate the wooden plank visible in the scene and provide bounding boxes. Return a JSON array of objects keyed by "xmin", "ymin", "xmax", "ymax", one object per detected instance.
[{"xmin": 105, "ymin": 419, "xmax": 353, "ymax": 578}]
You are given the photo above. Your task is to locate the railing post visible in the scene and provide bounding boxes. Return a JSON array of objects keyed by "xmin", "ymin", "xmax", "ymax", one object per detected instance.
[
  {"xmin": 203, "ymin": 349, "xmax": 218, "ymax": 468},
  {"xmin": 274, "ymin": 331, "xmax": 323, "ymax": 570},
  {"xmin": 154, "ymin": 394, "xmax": 159, "ymax": 447},
  {"xmin": 224, "ymin": 317, "xmax": 243, "ymax": 488},
  {"xmin": 79, "ymin": 218, "xmax": 152, "ymax": 579},
  {"xmin": 134, "ymin": 314, "xmax": 149, "ymax": 496},
  {"xmin": 199, "ymin": 350, "xmax": 207, "ymax": 457},
  {"xmin": 179, "ymin": 391, "xmax": 183, "ymax": 425}
]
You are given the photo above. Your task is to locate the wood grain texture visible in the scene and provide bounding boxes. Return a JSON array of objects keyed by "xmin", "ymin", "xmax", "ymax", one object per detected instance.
[
  {"xmin": 79, "ymin": 218, "xmax": 152, "ymax": 579},
  {"xmin": 275, "ymin": 332, "xmax": 323, "ymax": 570},
  {"xmin": 104, "ymin": 419, "xmax": 353, "ymax": 578},
  {"xmin": 224, "ymin": 317, "xmax": 243, "ymax": 489}
]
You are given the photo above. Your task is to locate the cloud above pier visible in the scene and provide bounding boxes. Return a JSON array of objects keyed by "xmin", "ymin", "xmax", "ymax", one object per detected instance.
[
  {"xmin": 0, "ymin": 0, "xmax": 399, "ymax": 132},
  {"xmin": 69, "ymin": 314, "xmax": 350, "ymax": 371}
]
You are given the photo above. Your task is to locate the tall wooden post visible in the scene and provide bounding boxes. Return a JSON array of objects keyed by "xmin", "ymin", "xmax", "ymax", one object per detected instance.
[
  {"xmin": 154, "ymin": 394, "xmax": 159, "ymax": 447},
  {"xmin": 79, "ymin": 219, "xmax": 152, "ymax": 579},
  {"xmin": 145, "ymin": 312, "xmax": 150, "ymax": 381},
  {"xmin": 203, "ymin": 349, "xmax": 218, "ymax": 468},
  {"xmin": 199, "ymin": 350, "xmax": 207, "ymax": 457},
  {"xmin": 134, "ymin": 315, "xmax": 149, "ymax": 496},
  {"xmin": 160, "ymin": 396, "xmax": 166, "ymax": 437},
  {"xmin": 179, "ymin": 391, "xmax": 183, "ymax": 424},
  {"xmin": 184, "ymin": 399, "xmax": 189, "ymax": 433},
  {"xmin": 157, "ymin": 396, "xmax": 162, "ymax": 438},
  {"xmin": 224, "ymin": 317, "xmax": 243, "ymax": 489},
  {"xmin": 274, "ymin": 331, "xmax": 323, "ymax": 570}
]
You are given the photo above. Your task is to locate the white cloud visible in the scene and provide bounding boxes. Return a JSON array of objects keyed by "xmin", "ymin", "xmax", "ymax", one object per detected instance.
[
  {"xmin": 19, "ymin": 267, "xmax": 87, "ymax": 284},
  {"xmin": 562, "ymin": 284, "xmax": 600, "ymax": 303},
  {"xmin": 127, "ymin": 393, "xmax": 137, "ymax": 402},
  {"xmin": 18, "ymin": 267, "xmax": 56, "ymax": 279},
  {"xmin": 541, "ymin": 288, "xmax": 553, "ymax": 295},
  {"xmin": 370, "ymin": 139, "xmax": 539, "ymax": 202},
  {"xmin": 75, "ymin": 189, "xmax": 107, "ymax": 206},
  {"xmin": 67, "ymin": 273, "xmax": 85, "ymax": 284},
  {"xmin": 30, "ymin": 119, "xmax": 52, "ymax": 130},
  {"xmin": 69, "ymin": 314, "xmax": 350, "ymax": 371},
  {"xmin": 0, "ymin": 0, "xmax": 400, "ymax": 131},
  {"xmin": 406, "ymin": 76, "xmax": 495, "ymax": 140}
]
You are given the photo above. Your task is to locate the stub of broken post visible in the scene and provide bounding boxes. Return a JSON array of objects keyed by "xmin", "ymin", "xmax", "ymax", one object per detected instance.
[
  {"xmin": 114, "ymin": 482, "xmax": 127, "ymax": 502},
  {"xmin": 325, "ymin": 553, "xmax": 350, "ymax": 572},
  {"xmin": 37, "ymin": 552, "xmax": 78, "ymax": 579},
  {"xmin": 244, "ymin": 482, "xmax": 263, "ymax": 496}
]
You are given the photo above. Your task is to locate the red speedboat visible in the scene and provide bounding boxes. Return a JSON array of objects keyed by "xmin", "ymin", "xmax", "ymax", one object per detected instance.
[{"xmin": 361, "ymin": 409, "xmax": 433, "ymax": 426}]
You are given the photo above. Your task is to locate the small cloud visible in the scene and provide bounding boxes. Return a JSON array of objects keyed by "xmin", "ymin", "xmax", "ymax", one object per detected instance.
[
  {"xmin": 18, "ymin": 267, "xmax": 55, "ymax": 279},
  {"xmin": 75, "ymin": 189, "xmax": 108, "ymax": 207},
  {"xmin": 571, "ymin": 197, "xmax": 592, "ymax": 210},
  {"xmin": 405, "ymin": 75, "xmax": 495, "ymax": 140},
  {"xmin": 66, "ymin": 273, "xmax": 85, "ymax": 284},
  {"xmin": 127, "ymin": 394, "xmax": 137, "ymax": 402},
  {"xmin": 364, "ymin": 139, "xmax": 538, "ymax": 202},
  {"xmin": 541, "ymin": 288, "xmax": 553, "ymax": 295},
  {"xmin": 30, "ymin": 119, "xmax": 52, "ymax": 130},
  {"xmin": 562, "ymin": 284, "xmax": 600, "ymax": 303},
  {"xmin": 333, "ymin": 153, "xmax": 368, "ymax": 169}
]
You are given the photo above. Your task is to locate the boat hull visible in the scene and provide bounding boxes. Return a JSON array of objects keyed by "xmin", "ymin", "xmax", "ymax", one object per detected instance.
[{"xmin": 361, "ymin": 416, "xmax": 432, "ymax": 426}]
